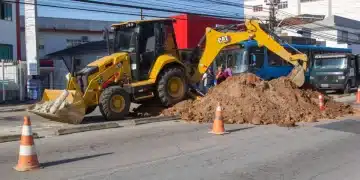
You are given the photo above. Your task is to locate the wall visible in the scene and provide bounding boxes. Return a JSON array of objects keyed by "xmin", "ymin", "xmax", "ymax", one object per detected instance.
[
  {"xmin": 299, "ymin": 0, "xmax": 360, "ymax": 20},
  {"xmin": 172, "ymin": 14, "xmax": 243, "ymax": 49},
  {"xmin": 20, "ymin": 31, "xmax": 104, "ymax": 60},
  {"xmin": 0, "ymin": 1, "xmax": 18, "ymax": 60}
]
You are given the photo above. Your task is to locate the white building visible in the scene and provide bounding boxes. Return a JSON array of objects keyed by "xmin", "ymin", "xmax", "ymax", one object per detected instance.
[
  {"xmin": 279, "ymin": 15, "xmax": 360, "ymax": 53},
  {"xmin": 19, "ymin": 16, "xmax": 117, "ymax": 60},
  {"xmin": 19, "ymin": 16, "xmax": 118, "ymax": 90},
  {"xmin": 0, "ymin": 0, "xmax": 20, "ymax": 60},
  {"xmin": 244, "ymin": 0, "xmax": 360, "ymax": 21},
  {"xmin": 245, "ymin": 0, "xmax": 360, "ymax": 53}
]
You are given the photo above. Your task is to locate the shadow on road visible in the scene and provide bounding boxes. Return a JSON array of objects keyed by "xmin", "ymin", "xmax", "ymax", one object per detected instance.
[
  {"xmin": 227, "ymin": 126, "xmax": 255, "ymax": 133},
  {"xmin": 81, "ymin": 104, "xmax": 166, "ymax": 124},
  {"xmin": 315, "ymin": 119, "xmax": 360, "ymax": 134},
  {"xmin": 41, "ymin": 152, "xmax": 113, "ymax": 168}
]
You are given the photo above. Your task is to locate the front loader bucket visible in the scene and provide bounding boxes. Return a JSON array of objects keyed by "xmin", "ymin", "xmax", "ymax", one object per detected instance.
[
  {"xmin": 27, "ymin": 89, "xmax": 86, "ymax": 124},
  {"xmin": 288, "ymin": 64, "xmax": 305, "ymax": 87}
]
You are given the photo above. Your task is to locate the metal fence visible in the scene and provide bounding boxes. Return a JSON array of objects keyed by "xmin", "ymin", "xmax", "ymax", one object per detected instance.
[{"xmin": 0, "ymin": 59, "xmax": 26, "ymax": 103}]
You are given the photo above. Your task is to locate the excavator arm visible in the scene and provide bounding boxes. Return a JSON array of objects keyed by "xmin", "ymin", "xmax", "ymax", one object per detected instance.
[{"xmin": 188, "ymin": 19, "xmax": 308, "ymax": 87}]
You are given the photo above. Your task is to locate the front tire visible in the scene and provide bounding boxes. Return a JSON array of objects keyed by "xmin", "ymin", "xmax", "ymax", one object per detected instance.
[
  {"xmin": 99, "ymin": 86, "xmax": 131, "ymax": 120},
  {"xmin": 157, "ymin": 68, "xmax": 187, "ymax": 107}
]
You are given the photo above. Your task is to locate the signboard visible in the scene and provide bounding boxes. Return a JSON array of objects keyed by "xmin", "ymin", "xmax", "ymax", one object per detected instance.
[{"xmin": 24, "ymin": 0, "xmax": 39, "ymax": 76}]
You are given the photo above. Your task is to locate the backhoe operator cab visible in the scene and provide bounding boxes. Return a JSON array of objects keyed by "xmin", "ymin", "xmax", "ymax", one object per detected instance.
[{"xmin": 111, "ymin": 19, "xmax": 181, "ymax": 82}]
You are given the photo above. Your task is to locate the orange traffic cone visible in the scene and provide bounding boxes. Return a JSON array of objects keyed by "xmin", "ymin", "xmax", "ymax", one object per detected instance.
[
  {"xmin": 356, "ymin": 86, "xmax": 360, "ymax": 104},
  {"xmin": 319, "ymin": 94, "xmax": 325, "ymax": 111},
  {"xmin": 209, "ymin": 102, "xmax": 228, "ymax": 135},
  {"xmin": 14, "ymin": 116, "xmax": 40, "ymax": 172}
]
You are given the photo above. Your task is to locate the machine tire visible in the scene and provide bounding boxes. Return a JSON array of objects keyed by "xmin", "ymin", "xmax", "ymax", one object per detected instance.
[
  {"xmin": 99, "ymin": 86, "xmax": 131, "ymax": 120},
  {"xmin": 343, "ymin": 82, "xmax": 351, "ymax": 94},
  {"xmin": 157, "ymin": 67, "xmax": 187, "ymax": 107},
  {"xmin": 85, "ymin": 106, "xmax": 97, "ymax": 115}
]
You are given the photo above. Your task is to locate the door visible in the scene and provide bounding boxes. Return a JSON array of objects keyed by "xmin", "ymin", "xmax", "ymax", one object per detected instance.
[{"xmin": 138, "ymin": 22, "xmax": 156, "ymax": 80}]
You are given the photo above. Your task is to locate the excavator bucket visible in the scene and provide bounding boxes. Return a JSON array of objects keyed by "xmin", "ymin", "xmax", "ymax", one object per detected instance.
[
  {"xmin": 27, "ymin": 89, "xmax": 86, "ymax": 124},
  {"xmin": 288, "ymin": 64, "xmax": 305, "ymax": 87}
]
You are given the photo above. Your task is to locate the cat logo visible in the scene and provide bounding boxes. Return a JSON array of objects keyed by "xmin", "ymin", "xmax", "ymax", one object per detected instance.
[{"xmin": 217, "ymin": 35, "xmax": 231, "ymax": 44}]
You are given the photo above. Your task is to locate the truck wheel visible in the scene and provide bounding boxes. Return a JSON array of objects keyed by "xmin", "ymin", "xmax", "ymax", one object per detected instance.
[
  {"xmin": 99, "ymin": 86, "xmax": 131, "ymax": 120},
  {"xmin": 85, "ymin": 106, "xmax": 97, "ymax": 115},
  {"xmin": 157, "ymin": 68, "xmax": 187, "ymax": 106},
  {"xmin": 343, "ymin": 82, "xmax": 351, "ymax": 94}
]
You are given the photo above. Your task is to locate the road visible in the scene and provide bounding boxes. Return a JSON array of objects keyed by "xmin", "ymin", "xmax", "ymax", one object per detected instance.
[{"xmin": 1, "ymin": 117, "xmax": 360, "ymax": 180}]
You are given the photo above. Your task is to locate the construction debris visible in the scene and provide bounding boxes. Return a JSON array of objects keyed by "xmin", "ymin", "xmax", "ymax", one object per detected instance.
[
  {"xmin": 162, "ymin": 73, "xmax": 353, "ymax": 127},
  {"xmin": 31, "ymin": 90, "xmax": 70, "ymax": 114}
]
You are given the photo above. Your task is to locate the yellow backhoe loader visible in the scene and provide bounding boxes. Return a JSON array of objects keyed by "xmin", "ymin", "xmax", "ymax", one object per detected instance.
[{"xmin": 27, "ymin": 19, "xmax": 308, "ymax": 124}]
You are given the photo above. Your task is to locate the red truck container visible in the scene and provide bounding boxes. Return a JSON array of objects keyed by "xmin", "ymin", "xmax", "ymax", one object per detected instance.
[{"xmin": 171, "ymin": 14, "xmax": 242, "ymax": 49}]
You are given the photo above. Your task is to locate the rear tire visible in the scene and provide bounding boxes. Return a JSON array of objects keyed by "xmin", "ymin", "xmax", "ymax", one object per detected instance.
[
  {"xmin": 157, "ymin": 67, "xmax": 187, "ymax": 107},
  {"xmin": 99, "ymin": 86, "xmax": 131, "ymax": 120}
]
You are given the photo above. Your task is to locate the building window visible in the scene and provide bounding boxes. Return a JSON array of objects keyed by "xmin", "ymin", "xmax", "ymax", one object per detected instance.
[
  {"xmin": 0, "ymin": 2, "xmax": 12, "ymax": 21},
  {"xmin": 0, "ymin": 44, "xmax": 13, "ymax": 60},
  {"xmin": 338, "ymin": 31, "xmax": 348, "ymax": 43},
  {"xmin": 253, "ymin": 5, "xmax": 263, "ymax": 12},
  {"xmin": 300, "ymin": 0, "xmax": 323, "ymax": 3},
  {"xmin": 278, "ymin": 1, "xmax": 288, "ymax": 9}
]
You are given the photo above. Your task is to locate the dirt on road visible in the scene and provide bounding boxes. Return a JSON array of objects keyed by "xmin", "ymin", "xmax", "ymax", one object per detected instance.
[{"xmin": 162, "ymin": 73, "xmax": 353, "ymax": 127}]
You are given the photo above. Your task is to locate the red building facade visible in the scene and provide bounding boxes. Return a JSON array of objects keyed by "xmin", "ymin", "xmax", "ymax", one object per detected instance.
[{"xmin": 171, "ymin": 14, "xmax": 242, "ymax": 49}]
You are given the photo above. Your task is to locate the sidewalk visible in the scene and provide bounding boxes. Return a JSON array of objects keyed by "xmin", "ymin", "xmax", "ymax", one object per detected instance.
[
  {"xmin": 0, "ymin": 110, "xmax": 180, "ymax": 143},
  {"xmin": 0, "ymin": 100, "xmax": 36, "ymax": 113}
]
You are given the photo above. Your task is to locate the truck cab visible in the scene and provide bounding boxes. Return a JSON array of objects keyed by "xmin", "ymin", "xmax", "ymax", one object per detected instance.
[{"xmin": 310, "ymin": 53, "xmax": 360, "ymax": 94}]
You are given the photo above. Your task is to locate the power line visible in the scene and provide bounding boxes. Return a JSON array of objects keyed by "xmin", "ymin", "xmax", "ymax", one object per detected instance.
[
  {"xmin": 117, "ymin": 0, "xmax": 242, "ymax": 17},
  {"xmin": 6, "ymin": 0, "xmax": 171, "ymax": 18},
  {"xmin": 275, "ymin": 9, "xmax": 360, "ymax": 39},
  {"xmin": 72, "ymin": 0, "xmax": 245, "ymax": 20},
  {"xmin": 280, "ymin": 21, "xmax": 360, "ymax": 44}
]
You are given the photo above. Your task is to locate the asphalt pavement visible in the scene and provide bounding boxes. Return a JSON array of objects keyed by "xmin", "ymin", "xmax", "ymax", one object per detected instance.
[{"xmin": 1, "ymin": 117, "xmax": 360, "ymax": 180}]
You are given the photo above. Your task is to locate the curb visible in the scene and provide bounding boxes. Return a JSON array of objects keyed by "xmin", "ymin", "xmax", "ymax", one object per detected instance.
[
  {"xmin": 132, "ymin": 115, "xmax": 181, "ymax": 125},
  {"xmin": 56, "ymin": 122, "xmax": 120, "ymax": 136},
  {"xmin": 55, "ymin": 115, "xmax": 181, "ymax": 136},
  {"xmin": 0, "ymin": 116, "xmax": 181, "ymax": 143},
  {"xmin": 0, "ymin": 133, "xmax": 40, "ymax": 143},
  {"xmin": 0, "ymin": 108, "xmax": 27, "ymax": 113}
]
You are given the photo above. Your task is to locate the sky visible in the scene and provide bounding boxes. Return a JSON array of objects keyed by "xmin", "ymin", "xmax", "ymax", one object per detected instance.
[{"xmin": 19, "ymin": 0, "xmax": 244, "ymax": 22}]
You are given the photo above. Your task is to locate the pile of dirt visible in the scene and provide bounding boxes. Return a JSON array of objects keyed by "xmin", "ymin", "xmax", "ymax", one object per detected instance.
[{"xmin": 162, "ymin": 73, "xmax": 353, "ymax": 127}]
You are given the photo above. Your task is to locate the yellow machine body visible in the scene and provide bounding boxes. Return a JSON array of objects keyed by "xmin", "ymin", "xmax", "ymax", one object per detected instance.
[{"xmin": 28, "ymin": 19, "xmax": 308, "ymax": 124}]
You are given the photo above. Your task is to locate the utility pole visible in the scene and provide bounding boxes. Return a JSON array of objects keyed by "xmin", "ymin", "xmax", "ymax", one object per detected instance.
[
  {"xmin": 265, "ymin": 0, "xmax": 279, "ymax": 32},
  {"xmin": 140, "ymin": 9, "xmax": 144, "ymax": 20}
]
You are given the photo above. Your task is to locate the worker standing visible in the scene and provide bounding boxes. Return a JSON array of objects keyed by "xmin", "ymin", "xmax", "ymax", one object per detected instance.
[
  {"xmin": 224, "ymin": 67, "xmax": 233, "ymax": 77},
  {"xmin": 216, "ymin": 66, "xmax": 228, "ymax": 85},
  {"xmin": 202, "ymin": 68, "xmax": 215, "ymax": 93}
]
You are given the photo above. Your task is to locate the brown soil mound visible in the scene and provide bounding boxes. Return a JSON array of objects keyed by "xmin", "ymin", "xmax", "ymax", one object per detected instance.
[{"xmin": 162, "ymin": 73, "xmax": 353, "ymax": 127}]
